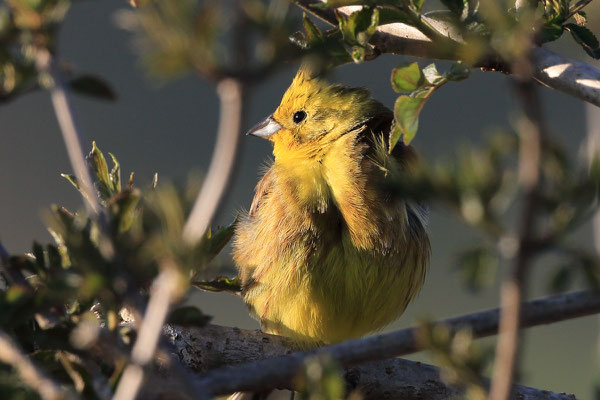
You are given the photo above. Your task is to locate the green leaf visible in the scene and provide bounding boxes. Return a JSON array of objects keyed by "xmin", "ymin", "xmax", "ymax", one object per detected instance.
[
  {"xmin": 61, "ymin": 173, "xmax": 80, "ymax": 190},
  {"xmin": 446, "ymin": 61, "xmax": 470, "ymax": 81},
  {"xmin": 202, "ymin": 219, "xmax": 237, "ymax": 264},
  {"xmin": 391, "ymin": 62, "xmax": 425, "ymax": 92},
  {"xmin": 412, "ymin": 0, "xmax": 425, "ymax": 13},
  {"xmin": 302, "ymin": 13, "xmax": 323, "ymax": 44},
  {"xmin": 422, "ymin": 63, "xmax": 444, "ymax": 85},
  {"xmin": 565, "ymin": 23, "xmax": 600, "ymax": 59},
  {"xmin": 193, "ymin": 276, "xmax": 242, "ymax": 293},
  {"xmin": 69, "ymin": 75, "xmax": 116, "ymax": 101},
  {"xmin": 539, "ymin": 22, "xmax": 564, "ymax": 43},
  {"xmin": 167, "ymin": 306, "xmax": 212, "ymax": 327},
  {"xmin": 89, "ymin": 142, "xmax": 113, "ymax": 200},
  {"xmin": 391, "ymin": 95, "xmax": 426, "ymax": 148},
  {"xmin": 378, "ymin": 7, "xmax": 411, "ymax": 25},
  {"xmin": 108, "ymin": 153, "xmax": 121, "ymax": 192},
  {"xmin": 109, "ymin": 189, "xmax": 141, "ymax": 233}
]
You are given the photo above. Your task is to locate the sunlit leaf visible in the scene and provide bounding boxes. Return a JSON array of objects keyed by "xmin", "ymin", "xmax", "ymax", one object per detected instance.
[
  {"xmin": 391, "ymin": 62, "xmax": 425, "ymax": 92},
  {"xmin": 391, "ymin": 95, "xmax": 426, "ymax": 148}
]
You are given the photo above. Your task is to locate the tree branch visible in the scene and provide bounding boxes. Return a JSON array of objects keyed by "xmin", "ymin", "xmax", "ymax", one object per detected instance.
[
  {"xmin": 34, "ymin": 49, "xmax": 102, "ymax": 218},
  {"xmin": 181, "ymin": 78, "xmax": 245, "ymax": 244},
  {"xmin": 295, "ymin": 0, "xmax": 600, "ymax": 107},
  {"xmin": 170, "ymin": 290, "xmax": 599, "ymax": 397}
]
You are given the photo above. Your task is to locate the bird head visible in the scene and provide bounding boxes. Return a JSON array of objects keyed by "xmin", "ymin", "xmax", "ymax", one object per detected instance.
[{"xmin": 246, "ymin": 65, "xmax": 389, "ymax": 160}]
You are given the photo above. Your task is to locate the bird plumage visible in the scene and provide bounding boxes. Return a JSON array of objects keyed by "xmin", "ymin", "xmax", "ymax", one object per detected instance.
[{"xmin": 233, "ymin": 66, "xmax": 430, "ymax": 347}]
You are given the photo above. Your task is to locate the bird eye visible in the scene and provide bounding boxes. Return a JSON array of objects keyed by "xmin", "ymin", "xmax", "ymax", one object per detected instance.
[{"xmin": 293, "ymin": 111, "xmax": 306, "ymax": 124}]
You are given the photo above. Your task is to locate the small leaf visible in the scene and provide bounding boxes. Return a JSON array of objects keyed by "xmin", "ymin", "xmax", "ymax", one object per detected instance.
[
  {"xmin": 422, "ymin": 63, "xmax": 444, "ymax": 85},
  {"xmin": 61, "ymin": 174, "xmax": 80, "ymax": 190},
  {"xmin": 412, "ymin": 0, "xmax": 425, "ymax": 13},
  {"xmin": 89, "ymin": 142, "xmax": 113, "ymax": 200},
  {"xmin": 574, "ymin": 11, "xmax": 587, "ymax": 26},
  {"xmin": 202, "ymin": 219, "xmax": 237, "ymax": 264},
  {"xmin": 565, "ymin": 23, "xmax": 600, "ymax": 59},
  {"xmin": 303, "ymin": 13, "xmax": 323, "ymax": 44},
  {"xmin": 108, "ymin": 153, "xmax": 121, "ymax": 192},
  {"xmin": 378, "ymin": 7, "xmax": 411, "ymax": 25},
  {"xmin": 69, "ymin": 75, "xmax": 116, "ymax": 101},
  {"xmin": 392, "ymin": 95, "xmax": 426, "ymax": 147},
  {"xmin": 391, "ymin": 62, "xmax": 425, "ymax": 92},
  {"xmin": 539, "ymin": 22, "xmax": 564, "ymax": 43},
  {"xmin": 109, "ymin": 189, "xmax": 141, "ymax": 233},
  {"xmin": 167, "ymin": 306, "xmax": 212, "ymax": 327},
  {"xmin": 446, "ymin": 62, "xmax": 470, "ymax": 81},
  {"xmin": 193, "ymin": 276, "xmax": 242, "ymax": 293}
]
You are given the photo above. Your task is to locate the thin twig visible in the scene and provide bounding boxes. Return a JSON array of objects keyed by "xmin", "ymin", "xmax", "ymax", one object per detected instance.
[
  {"xmin": 488, "ymin": 76, "xmax": 545, "ymax": 400},
  {"xmin": 296, "ymin": 0, "xmax": 600, "ymax": 107},
  {"xmin": 0, "ymin": 329, "xmax": 76, "ymax": 400},
  {"xmin": 112, "ymin": 267, "xmax": 180, "ymax": 400},
  {"xmin": 567, "ymin": 0, "xmax": 594, "ymax": 19},
  {"xmin": 184, "ymin": 290, "xmax": 600, "ymax": 396},
  {"xmin": 34, "ymin": 49, "xmax": 101, "ymax": 218},
  {"xmin": 181, "ymin": 78, "xmax": 244, "ymax": 244}
]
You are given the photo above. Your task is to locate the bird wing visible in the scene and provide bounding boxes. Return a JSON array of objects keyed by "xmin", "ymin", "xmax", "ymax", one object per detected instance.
[{"xmin": 249, "ymin": 167, "xmax": 275, "ymax": 217}]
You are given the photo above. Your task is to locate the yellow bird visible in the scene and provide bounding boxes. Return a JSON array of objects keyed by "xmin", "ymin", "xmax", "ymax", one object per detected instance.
[{"xmin": 233, "ymin": 66, "xmax": 430, "ymax": 347}]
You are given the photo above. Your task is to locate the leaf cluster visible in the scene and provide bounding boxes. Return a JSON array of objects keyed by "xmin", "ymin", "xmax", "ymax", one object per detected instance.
[
  {"xmin": 389, "ymin": 130, "xmax": 600, "ymax": 292},
  {"xmin": 0, "ymin": 144, "xmax": 234, "ymax": 398},
  {"xmin": 0, "ymin": 0, "xmax": 115, "ymax": 103}
]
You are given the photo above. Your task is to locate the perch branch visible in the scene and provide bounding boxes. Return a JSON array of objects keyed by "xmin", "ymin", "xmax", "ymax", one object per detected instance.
[
  {"xmin": 295, "ymin": 0, "xmax": 600, "ymax": 107},
  {"xmin": 166, "ymin": 324, "xmax": 575, "ymax": 400},
  {"xmin": 0, "ymin": 329, "xmax": 76, "ymax": 400},
  {"xmin": 176, "ymin": 290, "xmax": 599, "ymax": 397}
]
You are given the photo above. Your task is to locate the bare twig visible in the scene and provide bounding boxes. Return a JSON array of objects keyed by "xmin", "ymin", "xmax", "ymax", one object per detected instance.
[
  {"xmin": 113, "ymin": 267, "xmax": 180, "ymax": 400},
  {"xmin": 296, "ymin": 0, "xmax": 600, "ymax": 107},
  {"xmin": 180, "ymin": 290, "xmax": 600, "ymax": 396},
  {"xmin": 0, "ymin": 329, "xmax": 76, "ymax": 400},
  {"xmin": 489, "ymin": 72, "xmax": 545, "ymax": 399},
  {"xmin": 182, "ymin": 78, "xmax": 245, "ymax": 244},
  {"xmin": 34, "ymin": 49, "xmax": 101, "ymax": 217},
  {"xmin": 567, "ymin": 0, "xmax": 594, "ymax": 19}
]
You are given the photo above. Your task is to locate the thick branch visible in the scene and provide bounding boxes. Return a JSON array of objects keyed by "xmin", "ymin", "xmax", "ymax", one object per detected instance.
[
  {"xmin": 170, "ymin": 290, "xmax": 599, "ymax": 397},
  {"xmin": 167, "ymin": 324, "xmax": 574, "ymax": 400},
  {"xmin": 296, "ymin": 0, "xmax": 600, "ymax": 107}
]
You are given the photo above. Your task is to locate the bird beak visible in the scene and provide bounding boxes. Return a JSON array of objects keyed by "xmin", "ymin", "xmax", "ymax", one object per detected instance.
[{"xmin": 246, "ymin": 115, "xmax": 281, "ymax": 139}]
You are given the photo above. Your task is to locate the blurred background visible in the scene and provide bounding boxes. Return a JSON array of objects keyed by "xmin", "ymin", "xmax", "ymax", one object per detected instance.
[{"xmin": 0, "ymin": 0, "xmax": 598, "ymax": 397}]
